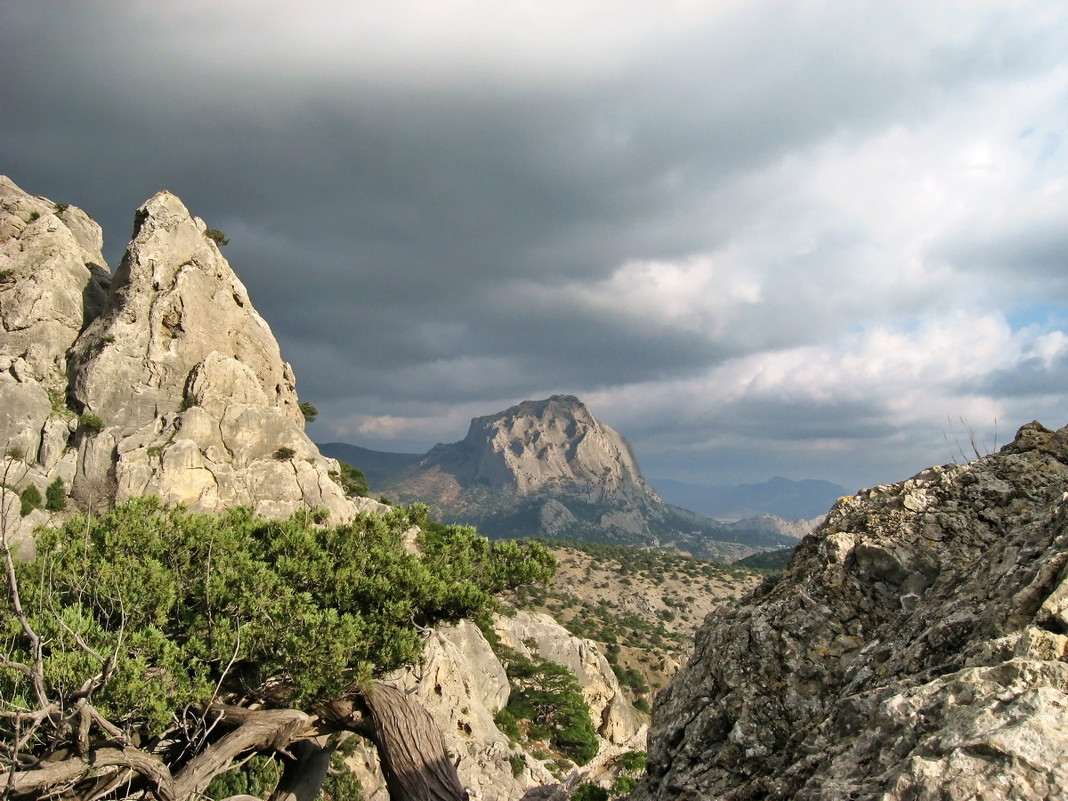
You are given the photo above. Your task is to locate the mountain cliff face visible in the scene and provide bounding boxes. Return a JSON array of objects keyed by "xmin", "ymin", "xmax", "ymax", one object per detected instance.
[
  {"xmin": 635, "ymin": 421, "xmax": 1068, "ymax": 801},
  {"xmin": 0, "ymin": 177, "xmax": 377, "ymax": 551},
  {"xmin": 359, "ymin": 396, "xmax": 798, "ymax": 559},
  {"xmin": 436, "ymin": 395, "xmax": 654, "ymax": 499}
]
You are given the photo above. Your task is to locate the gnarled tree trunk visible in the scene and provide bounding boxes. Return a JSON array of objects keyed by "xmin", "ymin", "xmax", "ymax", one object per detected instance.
[
  {"xmin": 362, "ymin": 685, "xmax": 469, "ymax": 801},
  {"xmin": 269, "ymin": 736, "xmax": 335, "ymax": 801}
]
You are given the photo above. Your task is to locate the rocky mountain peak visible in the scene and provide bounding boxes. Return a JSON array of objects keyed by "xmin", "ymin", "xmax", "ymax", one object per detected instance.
[
  {"xmin": 353, "ymin": 397, "xmax": 797, "ymax": 558},
  {"xmin": 70, "ymin": 190, "xmax": 300, "ymax": 433},
  {"xmin": 455, "ymin": 394, "xmax": 655, "ymax": 499},
  {"xmin": 0, "ymin": 179, "xmax": 377, "ymax": 544}
]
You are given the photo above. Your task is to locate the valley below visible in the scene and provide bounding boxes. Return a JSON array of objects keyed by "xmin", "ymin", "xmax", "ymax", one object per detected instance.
[{"xmin": 512, "ymin": 542, "xmax": 765, "ymax": 702}]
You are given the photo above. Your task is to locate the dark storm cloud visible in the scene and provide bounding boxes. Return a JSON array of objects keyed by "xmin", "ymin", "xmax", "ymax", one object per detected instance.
[
  {"xmin": 967, "ymin": 351, "xmax": 1068, "ymax": 399},
  {"xmin": 3, "ymin": 1, "xmax": 1068, "ymax": 487}
]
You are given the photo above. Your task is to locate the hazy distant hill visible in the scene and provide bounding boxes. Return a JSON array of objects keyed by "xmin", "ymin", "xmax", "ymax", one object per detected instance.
[
  {"xmin": 322, "ymin": 396, "xmax": 799, "ymax": 560},
  {"xmin": 317, "ymin": 442, "xmax": 423, "ymax": 491},
  {"xmin": 651, "ymin": 475, "xmax": 846, "ymax": 520}
]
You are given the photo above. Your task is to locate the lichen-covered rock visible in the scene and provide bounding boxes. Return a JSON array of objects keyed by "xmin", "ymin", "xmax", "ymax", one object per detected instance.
[{"xmin": 635, "ymin": 421, "xmax": 1068, "ymax": 801}]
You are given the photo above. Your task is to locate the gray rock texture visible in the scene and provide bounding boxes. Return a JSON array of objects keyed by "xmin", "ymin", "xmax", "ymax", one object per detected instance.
[
  {"xmin": 0, "ymin": 177, "xmax": 377, "ymax": 525},
  {"xmin": 0, "ymin": 176, "xmax": 108, "ymax": 546},
  {"xmin": 635, "ymin": 421, "xmax": 1068, "ymax": 801}
]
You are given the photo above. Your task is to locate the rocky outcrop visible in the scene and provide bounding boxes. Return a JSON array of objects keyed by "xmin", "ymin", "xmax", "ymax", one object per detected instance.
[
  {"xmin": 361, "ymin": 397, "xmax": 796, "ymax": 558},
  {"xmin": 0, "ymin": 177, "xmax": 111, "ymax": 548},
  {"xmin": 496, "ymin": 610, "xmax": 643, "ymax": 746},
  {"xmin": 636, "ymin": 421, "xmax": 1068, "ymax": 801},
  {"xmin": 352, "ymin": 614, "xmax": 644, "ymax": 801},
  {"xmin": 0, "ymin": 177, "xmax": 376, "ymax": 529},
  {"xmin": 455, "ymin": 396, "xmax": 653, "ymax": 499}
]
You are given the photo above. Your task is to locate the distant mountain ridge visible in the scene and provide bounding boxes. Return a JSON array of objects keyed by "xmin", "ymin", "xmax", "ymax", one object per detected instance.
[
  {"xmin": 321, "ymin": 396, "xmax": 800, "ymax": 560},
  {"xmin": 651, "ymin": 475, "xmax": 846, "ymax": 521}
]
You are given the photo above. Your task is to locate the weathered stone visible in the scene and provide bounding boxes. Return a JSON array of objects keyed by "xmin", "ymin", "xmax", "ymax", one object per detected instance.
[
  {"xmin": 635, "ymin": 423, "xmax": 1068, "ymax": 801},
  {"xmin": 495, "ymin": 610, "xmax": 642, "ymax": 745},
  {"xmin": 69, "ymin": 190, "xmax": 299, "ymax": 433},
  {"xmin": 0, "ymin": 176, "xmax": 108, "ymax": 384},
  {"xmin": 351, "ymin": 619, "xmax": 557, "ymax": 801}
]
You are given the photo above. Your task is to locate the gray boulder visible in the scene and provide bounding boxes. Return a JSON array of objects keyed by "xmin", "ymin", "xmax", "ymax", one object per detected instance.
[{"xmin": 635, "ymin": 421, "xmax": 1068, "ymax": 801}]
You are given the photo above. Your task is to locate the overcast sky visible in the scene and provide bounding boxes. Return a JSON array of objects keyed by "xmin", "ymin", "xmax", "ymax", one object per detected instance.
[{"xmin": 3, "ymin": 1, "xmax": 1067, "ymax": 491}]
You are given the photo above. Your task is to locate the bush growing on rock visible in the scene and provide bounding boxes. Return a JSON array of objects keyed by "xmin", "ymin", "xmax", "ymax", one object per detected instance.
[
  {"xmin": 77, "ymin": 413, "xmax": 104, "ymax": 433},
  {"xmin": 0, "ymin": 497, "xmax": 555, "ymax": 800},
  {"xmin": 330, "ymin": 460, "xmax": 369, "ymax": 497},
  {"xmin": 45, "ymin": 478, "xmax": 66, "ymax": 511},
  {"xmin": 204, "ymin": 227, "xmax": 229, "ymax": 246},
  {"xmin": 19, "ymin": 484, "xmax": 41, "ymax": 516}
]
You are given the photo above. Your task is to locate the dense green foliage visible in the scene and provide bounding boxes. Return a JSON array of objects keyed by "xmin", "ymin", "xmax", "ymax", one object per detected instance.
[
  {"xmin": 298, "ymin": 401, "xmax": 319, "ymax": 422},
  {"xmin": 18, "ymin": 483, "xmax": 41, "ymax": 516},
  {"xmin": 615, "ymin": 750, "xmax": 647, "ymax": 771},
  {"xmin": 204, "ymin": 755, "xmax": 282, "ymax": 799},
  {"xmin": 485, "ymin": 633, "xmax": 599, "ymax": 767},
  {"xmin": 613, "ymin": 775, "xmax": 637, "ymax": 794},
  {"xmin": 572, "ymin": 783, "xmax": 609, "ymax": 801},
  {"xmin": 77, "ymin": 412, "xmax": 104, "ymax": 433},
  {"xmin": 331, "ymin": 460, "xmax": 370, "ymax": 498},
  {"xmin": 205, "ymin": 228, "xmax": 229, "ymax": 246},
  {"xmin": 45, "ymin": 477, "xmax": 66, "ymax": 511},
  {"xmin": 1, "ymin": 498, "xmax": 555, "ymax": 741}
]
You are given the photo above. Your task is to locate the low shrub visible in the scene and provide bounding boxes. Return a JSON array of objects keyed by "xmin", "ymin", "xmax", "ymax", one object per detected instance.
[
  {"xmin": 572, "ymin": 784, "xmax": 608, "ymax": 801},
  {"xmin": 612, "ymin": 775, "xmax": 638, "ymax": 795},
  {"xmin": 615, "ymin": 750, "xmax": 647, "ymax": 771},
  {"xmin": 77, "ymin": 413, "xmax": 104, "ymax": 433},
  {"xmin": 45, "ymin": 478, "xmax": 66, "ymax": 512},
  {"xmin": 204, "ymin": 228, "xmax": 229, "ymax": 246},
  {"xmin": 20, "ymin": 484, "xmax": 42, "ymax": 516}
]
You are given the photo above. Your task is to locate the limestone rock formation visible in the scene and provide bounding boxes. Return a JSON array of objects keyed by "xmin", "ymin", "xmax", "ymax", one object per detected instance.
[
  {"xmin": 495, "ymin": 610, "xmax": 643, "ymax": 746},
  {"xmin": 635, "ymin": 421, "xmax": 1068, "ymax": 801},
  {"xmin": 351, "ymin": 614, "xmax": 644, "ymax": 801},
  {"xmin": 357, "ymin": 396, "xmax": 796, "ymax": 559},
  {"xmin": 0, "ymin": 177, "xmax": 376, "ymax": 528},
  {"xmin": 0, "ymin": 177, "xmax": 111, "ymax": 548},
  {"xmin": 456, "ymin": 396, "xmax": 652, "ymax": 499}
]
